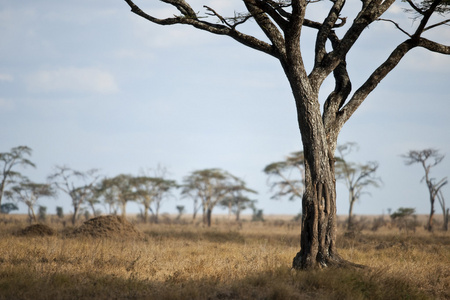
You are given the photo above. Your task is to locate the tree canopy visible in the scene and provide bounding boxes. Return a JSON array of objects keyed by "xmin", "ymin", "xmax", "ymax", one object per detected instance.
[{"xmin": 0, "ymin": 146, "xmax": 36, "ymax": 208}]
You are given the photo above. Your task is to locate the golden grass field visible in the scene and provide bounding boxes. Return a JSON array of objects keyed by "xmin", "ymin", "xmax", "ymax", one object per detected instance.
[{"xmin": 0, "ymin": 214, "xmax": 448, "ymax": 300}]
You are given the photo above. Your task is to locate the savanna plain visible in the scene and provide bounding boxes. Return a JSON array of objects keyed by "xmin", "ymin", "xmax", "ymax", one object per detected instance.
[{"xmin": 0, "ymin": 214, "xmax": 448, "ymax": 300}]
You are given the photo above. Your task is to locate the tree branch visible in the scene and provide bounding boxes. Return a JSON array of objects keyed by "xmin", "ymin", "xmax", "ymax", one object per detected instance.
[
  {"xmin": 314, "ymin": 0, "xmax": 346, "ymax": 67},
  {"xmin": 417, "ymin": 37, "xmax": 450, "ymax": 54},
  {"xmin": 338, "ymin": 39, "xmax": 416, "ymax": 125},
  {"xmin": 123, "ymin": 0, "xmax": 278, "ymax": 57},
  {"xmin": 252, "ymin": 0, "xmax": 289, "ymax": 31},
  {"xmin": 405, "ymin": 0, "xmax": 425, "ymax": 14},
  {"xmin": 243, "ymin": 0, "xmax": 287, "ymax": 59},
  {"xmin": 412, "ymin": 0, "xmax": 443, "ymax": 39},
  {"xmin": 377, "ymin": 18, "xmax": 412, "ymax": 37}
]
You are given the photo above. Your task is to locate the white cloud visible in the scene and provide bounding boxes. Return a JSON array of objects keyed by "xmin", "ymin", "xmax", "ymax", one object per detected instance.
[
  {"xmin": 0, "ymin": 73, "xmax": 13, "ymax": 82},
  {"xmin": 27, "ymin": 67, "xmax": 119, "ymax": 94}
]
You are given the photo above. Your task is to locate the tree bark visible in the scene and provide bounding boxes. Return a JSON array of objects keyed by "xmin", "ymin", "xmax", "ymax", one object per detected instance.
[
  {"xmin": 348, "ymin": 202, "xmax": 354, "ymax": 231},
  {"xmin": 206, "ymin": 208, "xmax": 212, "ymax": 227},
  {"xmin": 72, "ymin": 205, "xmax": 79, "ymax": 225},
  {"xmin": 286, "ymin": 75, "xmax": 344, "ymax": 269},
  {"xmin": 444, "ymin": 208, "xmax": 449, "ymax": 231},
  {"xmin": 292, "ymin": 146, "xmax": 342, "ymax": 269},
  {"xmin": 348, "ymin": 191, "xmax": 355, "ymax": 231},
  {"xmin": 426, "ymin": 200, "xmax": 435, "ymax": 231},
  {"xmin": 144, "ymin": 204, "xmax": 149, "ymax": 223},
  {"xmin": 121, "ymin": 202, "xmax": 127, "ymax": 219}
]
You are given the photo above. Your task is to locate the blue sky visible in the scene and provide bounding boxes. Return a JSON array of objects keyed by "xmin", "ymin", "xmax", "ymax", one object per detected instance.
[{"xmin": 1, "ymin": 0, "xmax": 449, "ymax": 218}]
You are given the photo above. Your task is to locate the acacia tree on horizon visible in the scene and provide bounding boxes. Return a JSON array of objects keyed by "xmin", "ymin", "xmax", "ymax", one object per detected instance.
[
  {"xmin": 335, "ymin": 142, "xmax": 382, "ymax": 231},
  {"xmin": 123, "ymin": 0, "xmax": 450, "ymax": 269},
  {"xmin": 402, "ymin": 149, "xmax": 448, "ymax": 231}
]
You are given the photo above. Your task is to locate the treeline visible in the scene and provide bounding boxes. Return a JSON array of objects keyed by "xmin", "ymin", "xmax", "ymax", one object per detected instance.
[
  {"xmin": 0, "ymin": 147, "xmax": 260, "ymax": 226},
  {"xmin": 1, "ymin": 145, "xmax": 448, "ymax": 230}
]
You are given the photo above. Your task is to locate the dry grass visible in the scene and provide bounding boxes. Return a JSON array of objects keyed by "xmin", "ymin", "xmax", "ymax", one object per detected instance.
[{"xmin": 0, "ymin": 215, "xmax": 448, "ymax": 299}]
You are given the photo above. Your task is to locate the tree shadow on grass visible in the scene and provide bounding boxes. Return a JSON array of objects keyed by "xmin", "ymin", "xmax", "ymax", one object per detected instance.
[{"xmin": 0, "ymin": 265, "xmax": 431, "ymax": 300}]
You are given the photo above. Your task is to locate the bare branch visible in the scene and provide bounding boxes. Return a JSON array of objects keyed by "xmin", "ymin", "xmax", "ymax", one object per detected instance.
[
  {"xmin": 123, "ymin": 0, "xmax": 278, "ymax": 57},
  {"xmin": 203, "ymin": 6, "xmax": 252, "ymax": 30},
  {"xmin": 405, "ymin": 0, "xmax": 425, "ymax": 14},
  {"xmin": 424, "ymin": 18, "xmax": 450, "ymax": 31},
  {"xmin": 377, "ymin": 18, "xmax": 412, "ymax": 37}
]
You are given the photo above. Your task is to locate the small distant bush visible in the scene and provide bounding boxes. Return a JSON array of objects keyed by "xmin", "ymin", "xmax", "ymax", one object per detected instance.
[
  {"xmin": 56, "ymin": 206, "xmax": 64, "ymax": 219},
  {"xmin": 371, "ymin": 216, "xmax": 388, "ymax": 231},
  {"xmin": 38, "ymin": 206, "xmax": 47, "ymax": 222},
  {"xmin": 391, "ymin": 207, "xmax": 418, "ymax": 233},
  {"xmin": 252, "ymin": 209, "xmax": 264, "ymax": 222}
]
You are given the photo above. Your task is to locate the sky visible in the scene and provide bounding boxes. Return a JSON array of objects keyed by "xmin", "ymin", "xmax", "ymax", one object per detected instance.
[{"xmin": 1, "ymin": 0, "xmax": 449, "ymax": 218}]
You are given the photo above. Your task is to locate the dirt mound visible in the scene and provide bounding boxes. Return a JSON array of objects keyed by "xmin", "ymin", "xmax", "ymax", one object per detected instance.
[
  {"xmin": 17, "ymin": 224, "xmax": 55, "ymax": 237},
  {"xmin": 70, "ymin": 215, "xmax": 143, "ymax": 239}
]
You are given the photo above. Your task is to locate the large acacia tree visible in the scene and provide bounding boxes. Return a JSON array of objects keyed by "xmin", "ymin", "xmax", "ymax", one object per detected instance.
[{"xmin": 123, "ymin": 0, "xmax": 450, "ymax": 269}]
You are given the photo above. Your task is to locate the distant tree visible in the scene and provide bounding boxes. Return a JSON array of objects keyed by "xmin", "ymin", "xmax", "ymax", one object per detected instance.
[
  {"xmin": 402, "ymin": 149, "xmax": 447, "ymax": 231},
  {"xmin": 98, "ymin": 174, "xmax": 135, "ymax": 219},
  {"xmin": 437, "ymin": 190, "xmax": 449, "ymax": 231},
  {"xmin": 181, "ymin": 182, "xmax": 202, "ymax": 221},
  {"xmin": 48, "ymin": 166, "xmax": 100, "ymax": 225},
  {"xmin": 5, "ymin": 180, "xmax": 54, "ymax": 223},
  {"xmin": 251, "ymin": 204, "xmax": 264, "ymax": 222},
  {"xmin": 335, "ymin": 142, "xmax": 382, "ymax": 230},
  {"xmin": 85, "ymin": 187, "xmax": 101, "ymax": 217},
  {"xmin": 182, "ymin": 168, "xmax": 239, "ymax": 227},
  {"xmin": 390, "ymin": 207, "xmax": 417, "ymax": 233},
  {"xmin": 132, "ymin": 176, "xmax": 177, "ymax": 223},
  {"xmin": 124, "ymin": 0, "xmax": 450, "ymax": 269},
  {"xmin": 0, "ymin": 203, "xmax": 19, "ymax": 214},
  {"xmin": 97, "ymin": 180, "xmax": 119, "ymax": 215},
  {"xmin": 0, "ymin": 146, "xmax": 35, "ymax": 208},
  {"xmin": 264, "ymin": 151, "xmax": 304, "ymax": 201},
  {"xmin": 56, "ymin": 206, "xmax": 64, "ymax": 219},
  {"xmin": 38, "ymin": 205, "xmax": 47, "ymax": 222},
  {"xmin": 176, "ymin": 205, "xmax": 185, "ymax": 220},
  {"xmin": 221, "ymin": 196, "xmax": 256, "ymax": 222},
  {"xmin": 221, "ymin": 177, "xmax": 257, "ymax": 222}
]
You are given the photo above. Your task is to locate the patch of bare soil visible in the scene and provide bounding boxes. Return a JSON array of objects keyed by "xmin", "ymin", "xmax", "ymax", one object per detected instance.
[
  {"xmin": 17, "ymin": 224, "xmax": 55, "ymax": 237},
  {"xmin": 69, "ymin": 215, "xmax": 144, "ymax": 239}
]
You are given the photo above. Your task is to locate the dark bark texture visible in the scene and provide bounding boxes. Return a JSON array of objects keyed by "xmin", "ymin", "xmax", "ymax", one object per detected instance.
[{"xmin": 124, "ymin": 0, "xmax": 450, "ymax": 269}]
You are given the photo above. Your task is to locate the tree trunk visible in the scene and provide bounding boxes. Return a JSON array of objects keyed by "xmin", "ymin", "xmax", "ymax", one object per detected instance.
[
  {"xmin": 348, "ymin": 192, "xmax": 355, "ymax": 231},
  {"xmin": 121, "ymin": 202, "xmax": 127, "ymax": 219},
  {"xmin": 28, "ymin": 205, "xmax": 37, "ymax": 224},
  {"xmin": 90, "ymin": 203, "xmax": 97, "ymax": 217},
  {"xmin": 292, "ymin": 151, "xmax": 343, "ymax": 269},
  {"xmin": 72, "ymin": 205, "xmax": 79, "ymax": 225},
  {"xmin": 426, "ymin": 200, "xmax": 434, "ymax": 231},
  {"xmin": 0, "ymin": 180, "xmax": 5, "ymax": 209},
  {"xmin": 143, "ymin": 204, "xmax": 149, "ymax": 223},
  {"xmin": 284, "ymin": 61, "xmax": 353, "ymax": 269},
  {"xmin": 444, "ymin": 208, "xmax": 449, "ymax": 231},
  {"xmin": 206, "ymin": 208, "xmax": 212, "ymax": 227}
]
